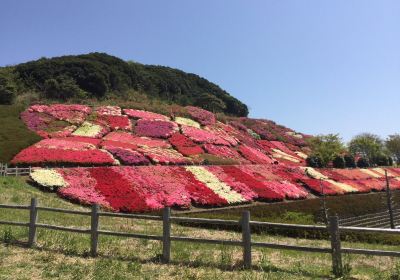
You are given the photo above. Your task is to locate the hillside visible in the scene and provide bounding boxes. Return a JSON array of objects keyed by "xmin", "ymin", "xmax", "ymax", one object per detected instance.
[
  {"xmin": 0, "ymin": 53, "xmax": 248, "ymax": 117},
  {"xmin": 4, "ymin": 103, "xmax": 400, "ymax": 214}
]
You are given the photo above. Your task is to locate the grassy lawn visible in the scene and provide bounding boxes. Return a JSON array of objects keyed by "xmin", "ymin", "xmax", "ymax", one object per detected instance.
[
  {"xmin": 0, "ymin": 105, "xmax": 41, "ymax": 163},
  {"xmin": 0, "ymin": 177, "xmax": 400, "ymax": 279}
]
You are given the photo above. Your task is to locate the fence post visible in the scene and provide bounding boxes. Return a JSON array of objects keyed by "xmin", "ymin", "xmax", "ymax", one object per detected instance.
[
  {"xmin": 241, "ymin": 211, "xmax": 251, "ymax": 269},
  {"xmin": 385, "ymin": 170, "xmax": 395, "ymax": 229},
  {"xmin": 329, "ymin": 215, "xmax": 343, "ymax": 277},
  {"xmin": 90, "ymin": 204, "xmax": 99, "ymax": 257},
  {"xmin": 28, "ymin": 198, "xmax": 38, "ymax": 247},
  {"xmin": 162, "ymin": 207, "xmax": 171, "ymax": 263}
]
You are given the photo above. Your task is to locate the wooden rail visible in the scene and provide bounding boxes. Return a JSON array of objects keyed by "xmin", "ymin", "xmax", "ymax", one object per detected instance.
[
  {"xmin": 0, "ymin": 163, "xmax": 32, "ymax": 177},
  {"xmin": 1, "ymin": 198, "xmax": 400, "ymax": 277}
]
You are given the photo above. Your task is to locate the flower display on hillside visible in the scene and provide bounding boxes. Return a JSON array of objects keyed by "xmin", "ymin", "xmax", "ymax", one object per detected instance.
[
  {"xmin": 185, "ymin": 106, "xmax": 216, "ymax": 126},
  {"xmin": 29, "ymin": 104, "xmax": 91, "ymax": 124},
  {"xmin": 202, "ymin": 144, "xmax": 245, "ymax": 162},
  {"xmin": 34, "ymin": 138, "xmax": 97, "ymax": 150},
  {"xmin": 168, "ymin": 133, "xmax": 204, "ymax": 156},
  {"xmin": 106, "ymin": 147, "xmax": 150, "ymax": 165},
  {"xmin": 72, "ymin": 122, "xmax": 109, "ymax": 138},
  {"xmin": 135, "ymin": 119, "xmax": 178, "ymax": 138}
]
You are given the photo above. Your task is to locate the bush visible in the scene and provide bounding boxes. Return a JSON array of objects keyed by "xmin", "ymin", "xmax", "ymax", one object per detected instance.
[
  {"xmin": 332, "ymin": 155, "xmax": 345, "ymax": 168},
  {"xmin": 344, "ymin": 155, "xmax": 356, "ymax": 168},
  {"xmin": 0, "ymin": 85, "xmax": 15, "ymax": 104},
  {"xmin": 44, "ymin": 76, "xmax": 87, "ymax": 100},
  {"xmin": 357, "ymin": 157, "xmax": 370, "ymax": 168},
  {"xmin": 306, "ymin": 155, "xmax": 322, "ymax": 168}
]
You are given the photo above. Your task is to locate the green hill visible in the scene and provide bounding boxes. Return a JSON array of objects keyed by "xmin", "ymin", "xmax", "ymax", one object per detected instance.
[{"xmin": 0, "ymin": 53, "xmax": 248, "ymax": 117}]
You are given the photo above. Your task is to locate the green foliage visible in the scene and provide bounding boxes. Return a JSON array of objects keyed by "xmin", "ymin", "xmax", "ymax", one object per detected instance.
[
  {"xmin": 306, "ymin": 155, "xmax": 322, "ymax": 168},
  {"xmin": 357, "ymin": 157, "xmax": 370, "ymax": 168},
  {"xmin": 386, "ymin": 134, "xmax": 400, "ymax": 164},
  {"xmin": 307, "ymin": 134, "xmax": 345, "ymax": 167},
  {"xmin": 344, "ymin": 154, "xmax": 356, "ymax": 168},
  {"xmin": 349, "ymin": 133, "xmax": 385, "ymax": 164},
  {"xmin": 332, "ymin": 155, "xmax": 345, "ymax": 168},
  {"xmin": 0, "ymin": 105, "xmax": 41, "ymax": 163},
  {"xmin": 9, "ymin": 53, "xmax": 248, "ymax": 116}
]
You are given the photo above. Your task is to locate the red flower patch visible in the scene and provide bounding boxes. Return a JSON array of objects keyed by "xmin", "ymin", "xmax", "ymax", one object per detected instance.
[
  {"xmin": 135, "ymin": 119, "xmax": 178, "ymax": 138},
  {"xmin": 238, "ymin": 145, "xmax": 275, "ymax": 164},
  {"xmin": 185, "ymin": 106, "xmax": 216, "ymax": 126}
]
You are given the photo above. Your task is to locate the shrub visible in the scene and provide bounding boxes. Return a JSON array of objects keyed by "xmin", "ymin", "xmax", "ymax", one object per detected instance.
[
  {"xmin": 372, "ymin": 154, "xmax": 391, "ymax": 166},
  {"xmin": 332, "ymin": 155, "xmax": 345, "ymax": 168},
  {"xmin": 306, "ymin": 155, "xmax": 322, "ymax": 168},
  {"xmin": 357, "ymin": 157, "xmax": 370, "ymax": 168},
  {"xmin": 0, "ymin": 85, "xmax": 15, "ymax": 104},
  {"xmin": 344, "ymin": 155, "xmax": 356, "ymax": 168}
]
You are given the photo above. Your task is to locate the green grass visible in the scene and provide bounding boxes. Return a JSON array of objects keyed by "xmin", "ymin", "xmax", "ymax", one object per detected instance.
[
  {"xmin": 0, "ymin": 105, "xmax": 41, "ymax": 163},
  {"xmin": 1, "ymin": 177, "xmax": 400, "ymax": 279}
]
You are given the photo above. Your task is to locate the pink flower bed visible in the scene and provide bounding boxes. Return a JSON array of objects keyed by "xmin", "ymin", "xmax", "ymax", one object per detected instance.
[
  {"xmin": 137, "ymin": 146, "xmax": 191, "ymax": 165},
  {"xmin": 135, "ymin": 119, "xmax": 178, "ymax": 138},
  {"xmin": 168, "ymin": 133, "xmax": 204, "ymax": 156},
  {"xmin": 95, "ymin": 106, "xmax": 122, "ymax": 116},
  {"xmin": 33, "ymin": 138, "xmax": 96, "ymax": 150},
  {"xmin": 238, "ymin": 145, "xmax": 275, "ymax": 164},
  {"xmin": 123, "ymin": 109, "xmax": 169, "ymax": 120},
  {"xmin": 185, "ymin": 106, "xmax": 216, "ymax": 125},
  {"xmin": 96, "ymin": 115, "xmax": 131, "ymax": 131},
  {"xmin": 203, "ymin": 144, "xmax": 245, "ymax": 162},
  {"xmin": 181, "ymin": 125, "xmax": 230, "ymax": 145},
  {"xmin": 104, "ymin": 132, "xmax": 171, "ymax": 148},
  {"xmin": 29, "ymin": 104, "xmax": 91, "ymax": 124},
  {"xmin": 11, "ymin": 147, "xmax": 116, "ymax": 166},
  {"xmin": 106, "ymin": 147, "xmax": 150, "ymax": 165}
]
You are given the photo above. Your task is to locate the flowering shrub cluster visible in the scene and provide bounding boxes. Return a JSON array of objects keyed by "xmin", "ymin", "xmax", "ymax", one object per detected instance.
[
  {"xmin": 123, "ymin": 109, "xmax": 169, "ymax": 120},
  {"xmin": 29, "ymin": 104, "xmax": 91, "ymax": 124},
  {"xmin": 174, "ymin": 117, "xmax": 201, "ymax": 128},
  {"xmin": 72, "ymin": 122, "xmax": 109, "ymax": 138},
  {"xmin": 238, "ymin": 145, "xmax": 275, "ymax": 164},
  {"xmin": 137, "ymin": 146, "xmax": 191, "ymax": 165},
  {"xmin": 185, "ymin": 106, "xmax": 216, "ymax": 125},
  {"xmin": 181, "ymin": 126, "xmax": 230, "ymax": 145},
  {"xmin": 135, "ymin": 119, "xmax": 178, "ymax": 138},
  {"xmin": 168, "ymin": 133, "xmax": 204, "ymax": 156},
  {"xmin": 95, "ymin": 106, "xmax": 122, "ymax": 116},
  {"xmin": 96, "ymin": 115, "xmax": 132, "ymax": 131}
]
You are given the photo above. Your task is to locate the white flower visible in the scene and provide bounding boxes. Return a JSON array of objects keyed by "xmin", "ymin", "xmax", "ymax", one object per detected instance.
[
  {"xmin": 30, "ymin": 169, "xmax": 66, "ymax": 190},
  {"xmin": 175, "ymin": 117, "xmax": 201, "ymax": 128}
]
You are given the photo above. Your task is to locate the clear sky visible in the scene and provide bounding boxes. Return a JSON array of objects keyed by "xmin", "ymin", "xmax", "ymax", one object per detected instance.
[{"xmin": 0, "ymin": 0, "xmax": 399, "ymax": 142}]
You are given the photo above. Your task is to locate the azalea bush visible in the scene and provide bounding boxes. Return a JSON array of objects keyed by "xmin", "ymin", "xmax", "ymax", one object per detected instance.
[
  {"xmin": 123, "ymin": 109, "xmax": 168, "ymax": 120},
  {"xmin": 135, "ymin": 119, "xmax": 178, "ymax": 138},
  {"xmin": 185, "ymin": 106, "xmax": 216, "ymax": 126}
]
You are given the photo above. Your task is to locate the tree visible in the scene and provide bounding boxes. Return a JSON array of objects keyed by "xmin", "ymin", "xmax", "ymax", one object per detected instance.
[
  {"xmin": 348, "ymin": 133, "xmax": 385, "ymax": 165},
  {"xmin": 307, "ymin": 134, "xmax": 345, "ymax": 167},
  {"xmin": 357, "ymin": 157, "xmax": 370, "ymax": 168},
  {"xmin": 306, "ymin": 155, "xmax": 323, "ymax": 168},
  {"xmin": 386, "ymin": 134, "xmax": 400, "ymax": 164},
  {"xmin": 195, "ymin": 93, "xmax": 226, "ymax": 113}
]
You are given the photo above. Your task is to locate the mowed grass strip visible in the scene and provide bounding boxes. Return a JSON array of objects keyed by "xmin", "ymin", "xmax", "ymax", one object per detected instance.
[
  {"xmin": 0, "ymin": 177, "xmax": 400, "ymax": 279},
  {"xmin": 0, "ymin": 105, "xmax": 41, "ymax": 163}
]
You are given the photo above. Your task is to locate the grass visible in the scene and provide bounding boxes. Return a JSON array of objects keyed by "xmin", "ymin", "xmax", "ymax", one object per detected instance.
[
  {"xmin": 0, "ymin": 177, "xmax": 400, "ymax": 279},
  {"xmin": 0, "ymin": 105, "xmax": 41, "ymax": 163}
]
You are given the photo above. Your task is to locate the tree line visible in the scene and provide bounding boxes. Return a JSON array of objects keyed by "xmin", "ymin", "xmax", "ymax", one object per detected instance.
[
  {"xmin": 0, "ymin": 53, "xmax": 249, "ymax": 117},
  {"xmin": 307, "ymin": 133, "xmax": 400, "ymax": 168}
]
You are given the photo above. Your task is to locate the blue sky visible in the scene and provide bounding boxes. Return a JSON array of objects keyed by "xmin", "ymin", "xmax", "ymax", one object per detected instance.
[{"xmin": 0, "ymin": 0, "xmax": 399, "ymax": 142}]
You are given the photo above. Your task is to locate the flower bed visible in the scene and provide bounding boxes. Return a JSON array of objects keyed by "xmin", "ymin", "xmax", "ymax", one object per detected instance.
[
  {"xmin": 123, "ymin": 109, "xmax": 169, "ymax": 120},
  {"xmin": 202, "ymin": 144, "xmax": 244, "ymax": 162},
  {"xmin": 33, "ymin": 138, "xmax": 96, "ymax": 150},
  {"xmin": 185, "ymin": 106, "xmax": 216, "ymax": 125},
  {"xmin": 185, "ymin": 166, "xmax": 246, "ymax": 204},
  {"xmin": 168, "ymin": 133, "xmax": 204, "ymax": 156},
  {"xmin": 72, "ymin": 122, "xmax": 109, "ymax": 138},
  {"xmin": 106, "ymin": 147, "xmax": 150, "ymax": 165},
  {"xmin": 238, "ymin": 145, "xmax": 275, "ymax": 164},
  {"xmin": 96, "ymin": 115, "xmax": 132, "ymax": 131},
  {"xmin": 174, "ymin": 117, "xmax": 201, "ymax": 128},
  {"xmin": 29, "ymin": 104, "xmax": 91, "ymax": 124},
  {"xmin": 181, "ymin": 126, "xmax": 230, "ymax": 145},
  {"xmin": 12, "ymin": 147, "xmax": 117, "ymax": 166},
  {"xmin": 135, "ymin": 119, "xmax": 178, "ymax": 138},
  {"xmin": 137, "ymin": 146, "xmax": 191, "ymax": 165},
  {"xmin": 95, "ymin": 106, "xmax": 122, "ymax": 116}
]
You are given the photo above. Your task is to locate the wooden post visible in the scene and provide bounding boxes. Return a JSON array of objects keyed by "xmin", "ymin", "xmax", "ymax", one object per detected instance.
[
  {"xmin": 329, "ymin": 215, "xmax": 343, "ymax": 277},
  {"xmin": 385, "ymin": 170, "xmax": 395, "ymax": 229},
  {"xmin": 90, "ymin": 204, "xmax": 99, "ymax": 257},
  {"xmin": 162, "ymin": 207, "xmax": 171, "ymax": 263},
  {"xmin": 15, "ymin": 167, "xmax": 18, "ymax": 177},
  {"xmin": 28, "ymin": 198, "xmax": 38, "ymax": 247},
  {"xmin": 320, "ymin": 179, "xmax": 328, "ymax": 225},
  {"xmin": 241, "ymin": 211, "xmax": 251, "ymax": 269}
]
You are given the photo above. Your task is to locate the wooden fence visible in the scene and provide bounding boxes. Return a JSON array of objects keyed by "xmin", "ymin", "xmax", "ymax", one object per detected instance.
[
  {"xmin": 0, "ymin": 163, "xmax": 31, "ymax": 177},
  {"xmin": 2, "ymin": 199, "xmax": 400, "ymax": 276}
]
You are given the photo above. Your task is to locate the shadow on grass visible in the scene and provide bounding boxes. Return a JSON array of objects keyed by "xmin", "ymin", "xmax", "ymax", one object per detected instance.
[{"xmin": 1, "ymin": 240, "xmax": 331, "ymax": 279}]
